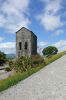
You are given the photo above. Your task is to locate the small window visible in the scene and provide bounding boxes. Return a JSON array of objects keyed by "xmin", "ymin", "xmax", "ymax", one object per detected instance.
[
  {"xmin": 25, "ymin": 42, "xmax": 28, "ymax": 50},
  {"xmin": 19, "ymin": 42, "xmax": 21, "ymax": 50}
]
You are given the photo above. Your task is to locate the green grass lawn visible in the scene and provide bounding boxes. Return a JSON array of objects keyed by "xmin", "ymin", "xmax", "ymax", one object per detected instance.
[{"xmin": 0, "ymin": 51, "xmax": 66, "ymax": 92}]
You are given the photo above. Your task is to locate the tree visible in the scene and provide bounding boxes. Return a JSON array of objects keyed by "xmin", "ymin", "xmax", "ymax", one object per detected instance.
[
  {"xmin": 42, "ymin": 46, "xmax": 58, "ymax": 57},
  {"xmin": 0, "ymin": 51, "xmax": 6, "ymax": 66}
]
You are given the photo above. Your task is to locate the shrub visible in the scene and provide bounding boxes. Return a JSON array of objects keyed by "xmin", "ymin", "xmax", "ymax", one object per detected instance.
[
  {"xmin": 31, "ymin": 54, "xmax": 45, "ymax": 66},
  {"xmin": 9, "ymin": 56, "xmax": 32, "ymax": 72}
]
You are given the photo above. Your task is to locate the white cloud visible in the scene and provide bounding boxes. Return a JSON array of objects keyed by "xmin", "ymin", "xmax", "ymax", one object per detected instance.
[
  {"xmin": 44, "ymin": 0, "xmax": 62, "ymax": 15},
  {"xmin": 0, "ymin": 0, "xmax": 30, "ymax": 33},
  {"xmin": 39, "ymin": 15, "xmax": 63, "ymax": 31},
  {"xmin": 0, "ymin": 15, "xmax": 6, "ymax": 27},
  {"xmin": 38, "ymin": 0, "xmax": 64, "ymax": 31},
  {"xmin": 38, "ymin": 41, "xmax": 48, "ymax": 46},
  {"xmin": 0, "ymin": 37, "xmax": 4, "ymax": 42},
  {"xmin": 38, "ymin": 41, "xmax": 48, "ymax": 55},
  {"xmin": 0, "ymin": 42, "xmax": 16, "ymax": 54},
  {"xmin": 54, "ymin": 30, "xmax": 64, "ymax": 36},
  {"xmin": 53, "ymin": 40, "xmax": 66, "ymax": 52}
]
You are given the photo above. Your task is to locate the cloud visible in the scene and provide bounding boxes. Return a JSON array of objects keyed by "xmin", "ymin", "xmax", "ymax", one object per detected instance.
[
  {"xmin": 40, "ymin": 0, "xmax": 50, "ymax": 3},
  {"xmin": 38, "ymin": 41, "xmax": 48, "ymax": 46},
  {"xmin": 38, "ymin": 41, "xmax": 48, "ymax": 55},
  {"xmin": 0, "ymin": 37, "xmax": 4, "ymax": 42},
  {"xmin": 0, "ymin": 42, "xmax": 16, "ymax": 54},
  {"xmin": 53, "ymin": 40, "xmax": 66, "ymax": 51},
  {"xmin": 38, "ymin": 15, "xmax": 63, "ymax": 31},
  {"xmin": 44, "ymin": 0, "xmax": 62, "ymax": 15},
  {"xmin": 0, "ymin": 0, "xmax": 30, "ymax": 33},
  {"xmin": 54, "ymin": 29, "xmax": 64, "ymax": 36},
  {"xmin": 38, "ymin": 0, "xmax": 64, "ymax": 31},
  {"xmin": 38, "ymin": 40, "xmax": 66, "ymax": 54}
]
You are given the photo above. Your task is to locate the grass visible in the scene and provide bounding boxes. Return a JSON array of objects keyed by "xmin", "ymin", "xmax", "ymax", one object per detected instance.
[
  {"xmin": 45, "ymin": 51, "xmax": 66, "ymax": 65},
  {"xmin": 0, "ymin": 72, "xmax": 28, "ymax": 92},
  {"xmin": 0, "ymin": 51, "xmax": 66, "ymax": 92}
]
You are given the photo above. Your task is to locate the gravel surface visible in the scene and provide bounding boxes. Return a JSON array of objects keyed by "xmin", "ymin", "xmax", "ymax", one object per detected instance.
[{"xmin": 0, "ymin": 56, "xmax": 66, "ymax": 100}]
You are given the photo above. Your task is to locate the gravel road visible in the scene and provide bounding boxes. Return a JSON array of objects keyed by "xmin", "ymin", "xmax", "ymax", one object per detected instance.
[{"xmin": 0, "ymin": 55, "xmax": 66, "ymax": 100}]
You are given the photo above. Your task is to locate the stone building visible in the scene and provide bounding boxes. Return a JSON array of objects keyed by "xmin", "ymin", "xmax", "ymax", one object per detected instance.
[{"xmin": 16, "ymin": 27, "xmax": 37, "ymax": 57}]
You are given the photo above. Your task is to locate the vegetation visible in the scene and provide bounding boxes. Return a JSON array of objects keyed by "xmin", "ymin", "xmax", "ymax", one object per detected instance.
[
  {"xmin": 0, "ymin": 51, "xmax": 66, "ymax": 92},
  {"xmin": 31, "ymin": 54, "xmax": 45, "ymax": 66},
  {"xmin": 42, "ymin": 46, "xmax": 58, "ymax": 57},
  {"xmin": 45, "ymin": 51, "xmax": 66, "ymax": 65},
  {"xmin": 9, "ymin": 54, "xmax": 45, "ymax": 72},
  {"xmin": 5, "ymin": 67, "xmax": 12, "ymax": 72},
  {"xmin": 0, "ymin": 51, "xmax": 6, "ymax": 66}
]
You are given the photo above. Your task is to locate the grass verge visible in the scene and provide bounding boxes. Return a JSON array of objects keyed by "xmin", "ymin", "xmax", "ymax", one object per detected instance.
[
  {"xmin": 45, "ymin": 51, "xmax": 66, "ymax": 65},
  {"xmin": 0, "ymin": 51, "xmax": 66, "ymax": 92}
]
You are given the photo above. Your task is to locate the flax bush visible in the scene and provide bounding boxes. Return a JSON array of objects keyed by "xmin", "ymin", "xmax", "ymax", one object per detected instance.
[{"xmin": 9, "ymin": 56, "xmax": 32, "ymax": 72}]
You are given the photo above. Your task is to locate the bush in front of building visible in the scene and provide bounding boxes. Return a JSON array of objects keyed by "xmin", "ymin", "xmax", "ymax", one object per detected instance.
[
  {"xmin": 9, "ymin": 56, "xmax": 32, "ymax": 72},
  {"xmin": 9, "ymin": 55, "xmax": 45, "ymax": 72},
  {"xmin": 31, "ymin": 54, "xmax": 45, "ymax": 67}
]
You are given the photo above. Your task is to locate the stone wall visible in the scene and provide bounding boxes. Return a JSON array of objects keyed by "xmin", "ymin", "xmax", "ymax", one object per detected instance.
[{"xmin": 16, "ymin": 27, "xmax": 37, "ymax": 57}]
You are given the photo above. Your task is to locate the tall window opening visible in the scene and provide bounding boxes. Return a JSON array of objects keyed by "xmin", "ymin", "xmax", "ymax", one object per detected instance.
[
  {"xmin": 25, "ymin": 42, "xmax": 28, "ymax": 50},
  {"xmin": 19, "ymin": 42, "xmax": 22, "ymax": 50}
]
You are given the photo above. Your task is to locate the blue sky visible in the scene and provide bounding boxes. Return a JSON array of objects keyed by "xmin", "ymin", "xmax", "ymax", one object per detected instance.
[{"xmin": 0, "ymin": 0, "xmax": 66, "ymax": 54}]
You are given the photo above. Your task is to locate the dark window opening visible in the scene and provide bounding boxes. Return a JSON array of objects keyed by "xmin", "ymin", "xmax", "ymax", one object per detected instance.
[
  {"xmin": 25, "ymin": 42, "xmax": 28, "ymax": 50},
  {"xmin": 19, "ymin": 42, "xmax": 22, "ymax": 50}
]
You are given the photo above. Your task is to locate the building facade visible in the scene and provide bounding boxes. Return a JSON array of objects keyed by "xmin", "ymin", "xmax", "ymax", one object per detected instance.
[{"xmin": 16, "ymin": 27, "xmax": 37, "ymax": 57}]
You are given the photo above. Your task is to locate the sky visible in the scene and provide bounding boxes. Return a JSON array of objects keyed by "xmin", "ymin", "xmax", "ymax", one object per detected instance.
[{"xmin": 0, "ymin": 0, "xmax": 66, "ymax": 54}]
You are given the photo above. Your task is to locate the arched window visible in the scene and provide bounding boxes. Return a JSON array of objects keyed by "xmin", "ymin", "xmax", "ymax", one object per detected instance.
[
  {"xmin": 25, "ymin": 42, "xmax": 28, "ymax": 50},
  {"xmin": 19, "ymin": 42, "xmax": 21, "ymax": 50}
]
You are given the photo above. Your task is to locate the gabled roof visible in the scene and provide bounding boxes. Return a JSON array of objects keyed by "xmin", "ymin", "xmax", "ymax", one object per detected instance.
[{"xmin": 16, "ymin": 27, "xmax": 37, "ymax": 38}]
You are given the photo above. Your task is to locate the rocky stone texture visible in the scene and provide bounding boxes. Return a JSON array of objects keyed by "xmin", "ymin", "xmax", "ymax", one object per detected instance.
[{"xmin": 0, "ymin": 56, "xmax": 66, "ymax": 100}]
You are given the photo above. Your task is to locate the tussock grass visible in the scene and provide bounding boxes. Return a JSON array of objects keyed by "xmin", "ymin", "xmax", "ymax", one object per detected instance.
[{"xmin": 0, "ymin": 51, "xmax": 66, "ymax": 92}]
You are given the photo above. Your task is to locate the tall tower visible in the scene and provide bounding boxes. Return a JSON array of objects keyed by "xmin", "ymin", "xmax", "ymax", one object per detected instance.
[{"xmin": 16, "ymin": 27, "xmax": 37, "ymax": 57}]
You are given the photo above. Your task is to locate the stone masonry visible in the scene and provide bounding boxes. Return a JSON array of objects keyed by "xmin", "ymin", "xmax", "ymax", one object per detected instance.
[{"xmin": 16, "ymin": 27, "xmax": 37, "ymax": 57}]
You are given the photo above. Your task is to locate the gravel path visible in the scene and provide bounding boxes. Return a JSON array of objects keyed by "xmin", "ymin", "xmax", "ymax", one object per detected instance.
[{"xmin": 0, "ymin": 56, "xmax": 66, "ymax": 100}]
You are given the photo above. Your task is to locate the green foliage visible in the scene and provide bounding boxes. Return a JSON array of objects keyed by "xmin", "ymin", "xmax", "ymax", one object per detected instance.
[
  {"xmin": 0, "ymin": 51, "xmax": 6, "ymax": 65},
  {"xmin": 42, "ymin": 46, "xmax": 58, "ymax": 57}
]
